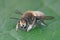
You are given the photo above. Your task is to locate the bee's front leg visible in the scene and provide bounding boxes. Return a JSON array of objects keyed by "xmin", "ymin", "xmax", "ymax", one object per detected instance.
[
  {"xmin": 16, "ymin": 21, "xmax": 20, "ymax": 31},
  {"xmin": 16, "ymin": 23, "xmax": 19, "ymax": 31}
]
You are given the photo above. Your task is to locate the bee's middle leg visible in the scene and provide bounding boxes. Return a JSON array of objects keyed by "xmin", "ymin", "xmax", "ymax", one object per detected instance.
[
  {"xmin": 26, "ymin": 18, "xmax": 36, "ymax": 32},
  {"xmin": 26, "ymin": 24, "xmax": 33, "ymax": 32}
]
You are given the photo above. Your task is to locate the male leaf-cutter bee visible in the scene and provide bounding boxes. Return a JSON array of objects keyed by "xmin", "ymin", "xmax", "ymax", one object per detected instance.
[
  {"xmin": 11, "ymin": 10, "xmax": 54, "ymax": 32},
  {"xmin": 16, "ymin": 11, "xmax": 54, "ymax": 32}
]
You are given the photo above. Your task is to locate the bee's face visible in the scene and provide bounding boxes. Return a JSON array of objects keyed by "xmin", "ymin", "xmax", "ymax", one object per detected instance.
[
  {"xmin": 16, "ymin": 19, "xmax": 27, "ymax": 31},
  {"xmin": 19, "ymin": 19, "xmax": 27, "ymax": 29}
]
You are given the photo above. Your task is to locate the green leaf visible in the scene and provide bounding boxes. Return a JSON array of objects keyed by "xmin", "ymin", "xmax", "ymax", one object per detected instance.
[{"xmin": 0, "ymin": 0, "xmax": 60, "ymax": 40}]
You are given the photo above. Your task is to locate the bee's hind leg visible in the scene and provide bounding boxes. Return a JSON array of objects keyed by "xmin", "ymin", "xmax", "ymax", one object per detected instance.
[{"xmin": 40, "ymin": 19, "xmax": 47, "ymax": 26}]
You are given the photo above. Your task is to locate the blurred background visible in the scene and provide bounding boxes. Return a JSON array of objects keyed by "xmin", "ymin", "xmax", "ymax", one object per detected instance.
[{"xmin": 0, "ymin": 0, "xmax": 60, "ymax": 40}]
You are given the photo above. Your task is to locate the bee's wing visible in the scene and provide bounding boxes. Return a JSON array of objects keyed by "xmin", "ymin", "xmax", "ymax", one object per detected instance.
[{"xmin": 43, "ymin": 16, "xmax": 54, "ymax": 20}]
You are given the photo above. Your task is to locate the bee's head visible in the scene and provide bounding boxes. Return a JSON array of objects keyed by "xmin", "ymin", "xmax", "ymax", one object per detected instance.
[
  {"xmin": 16, "ymin": 18, "xmax": 29, "ymax": 31},
  {"xmin": 19, "ymin": 18, "xmax": 27, "ymax": 29}
]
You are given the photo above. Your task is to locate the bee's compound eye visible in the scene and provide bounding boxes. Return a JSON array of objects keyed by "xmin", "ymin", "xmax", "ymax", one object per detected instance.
[
  {"xmin": 24, "ymin": 26, "xmax": 27, "ymax": 29},
  {"xmin": 22, "ymin": 25, "xmax": 24, "ymax": 26},
  {"xmin": 21, "ymin": 27, "xmax": 23, "ymax": 28},
  {"xmin": 20, "ymin": 25, "xmax": 24, "ymax": 28}
]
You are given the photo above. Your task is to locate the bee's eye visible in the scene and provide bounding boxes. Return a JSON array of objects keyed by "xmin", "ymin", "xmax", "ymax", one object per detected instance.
[
  {"xmin": 21, "ymin": 27, "xmax": 23, "ymax": 28},
  {"xmin": 21, "ymin": 25, "xmax": 24, "ymax": 28},
  {"xmin": 22, "ymin": 25, "xmax": 24, "ymax": 26},
  {"xmin": 24, "ymin": 27, "xmax": 26, "ymax": 28}
]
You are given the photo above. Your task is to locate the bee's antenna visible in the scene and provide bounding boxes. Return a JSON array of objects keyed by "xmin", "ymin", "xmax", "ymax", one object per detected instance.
[
  {"xmin": 15, "ymin": 10, "xmax": 23, "ymax": 15},
  {"xmin": 10, "ymin": 17, "xmax": 20, "ymax": 20}
]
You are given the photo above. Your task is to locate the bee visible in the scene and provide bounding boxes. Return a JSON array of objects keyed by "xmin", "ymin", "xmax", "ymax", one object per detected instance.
[{"xmin": 15, "ymin": 10, "xmax": 54, "ymax": 32}]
